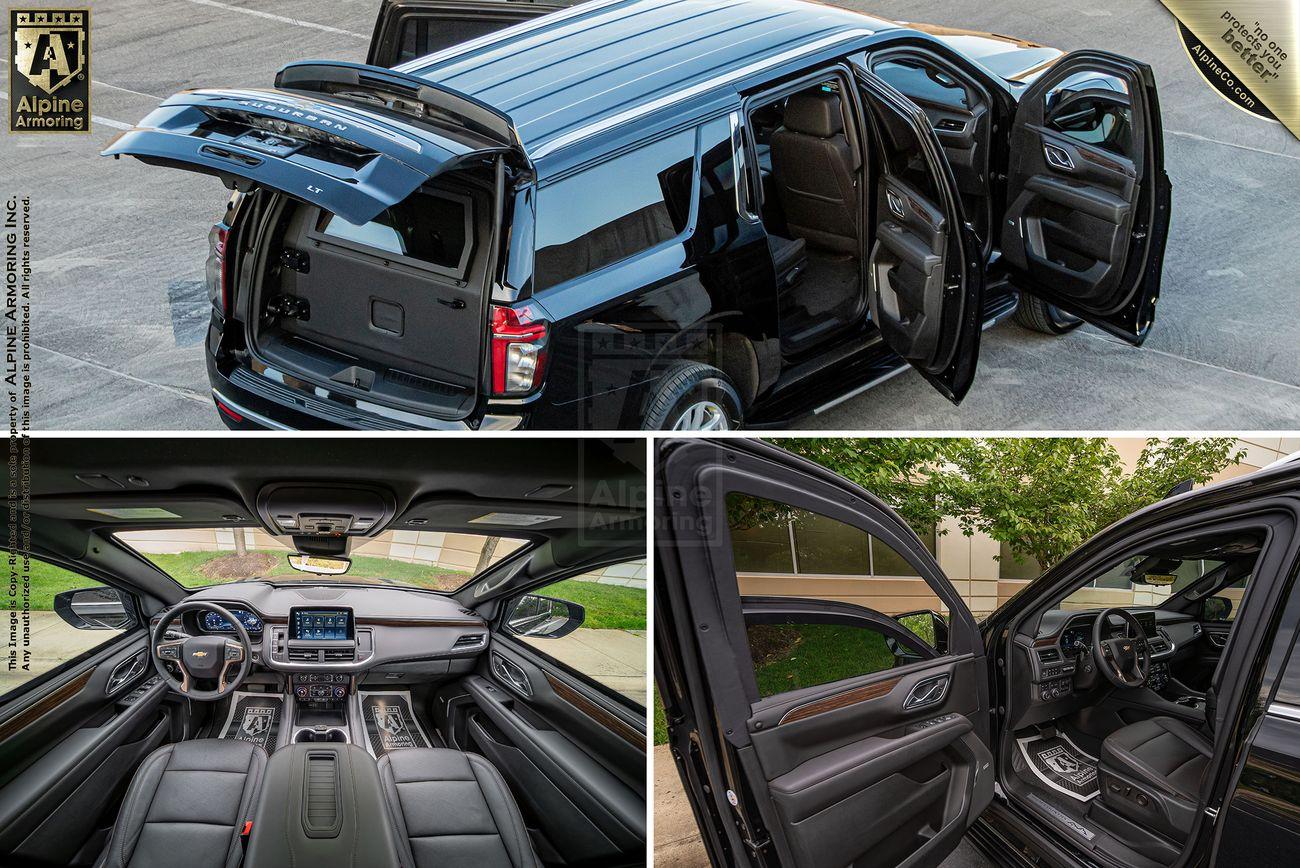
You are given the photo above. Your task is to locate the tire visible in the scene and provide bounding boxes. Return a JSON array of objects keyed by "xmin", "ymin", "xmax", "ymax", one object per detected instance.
[
  {"xmin": 642, "ymin": 362, "xmax": 744, "ymax": 430},
  {"xmin": 1014, "ymin": 294, "xmax": 1083, "ymax": 335}
]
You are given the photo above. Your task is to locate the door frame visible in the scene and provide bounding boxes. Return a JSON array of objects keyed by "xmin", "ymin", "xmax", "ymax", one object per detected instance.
[
  {"xmin": 656, "ymin": 437, "xmax": 988, "ymax": 868},
  {"xmin": 367, "ymin": 0, "xmax": 563, "ymax": 67}
]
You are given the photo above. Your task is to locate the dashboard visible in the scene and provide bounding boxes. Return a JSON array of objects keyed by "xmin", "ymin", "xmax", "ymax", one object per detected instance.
[{"xmin": 201, "ymin": 608, "xmax": 264, "ymax": 634}]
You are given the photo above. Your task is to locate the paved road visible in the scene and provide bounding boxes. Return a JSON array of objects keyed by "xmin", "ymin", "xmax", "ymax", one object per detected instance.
[{"xmin": 1, "ymin": 0, "xmax": 1296, "ymax": 430}]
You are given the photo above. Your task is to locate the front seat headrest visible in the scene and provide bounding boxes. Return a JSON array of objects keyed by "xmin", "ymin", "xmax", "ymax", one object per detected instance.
[{"xmin": 782, "ymin": 91, "xmax": 845, "ymax": 138}]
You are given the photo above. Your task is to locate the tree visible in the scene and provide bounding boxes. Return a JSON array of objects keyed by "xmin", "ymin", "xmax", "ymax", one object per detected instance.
[{"xmin": 769, "ymin": 438, "xmax": 1243, "ymax": 572}]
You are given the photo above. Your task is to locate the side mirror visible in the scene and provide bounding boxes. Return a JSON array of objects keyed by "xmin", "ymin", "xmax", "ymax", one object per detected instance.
[
  {"xmin": 1203, "ymin": 596, "xmax": 1233, "ymax": 622},
  {"xmin": 54, "ymin": 587, "xmax": 132, "ymax": 630},
  {"xmin": 505, "ymin": 594, "xmax": 585, "ymax": 639},
  {"xmin": 893, "ymin": 610, "xmax": 949, "ymax": 657},
  {"xmin": 288, "ymin": 554, "xmax": 351, "ymax": 575}
]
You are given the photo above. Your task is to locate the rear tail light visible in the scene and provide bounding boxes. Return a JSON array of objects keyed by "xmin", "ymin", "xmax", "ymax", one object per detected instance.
[
  {"xmin": 206, "ymin": 223, "xmax": 230, "ymax": 315},
  {"xmin": 489, "ymin": 304, "xmax": 549, "ymax": 395}
]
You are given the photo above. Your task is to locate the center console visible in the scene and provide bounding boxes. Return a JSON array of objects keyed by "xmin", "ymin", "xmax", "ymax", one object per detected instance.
[
  {"xmin": 281, "ymin": 608, "xmax": 358, "ymax": 743},
  {"xmin": 244, "ymin": 743, "xmax": 401, "ymax": 868}
]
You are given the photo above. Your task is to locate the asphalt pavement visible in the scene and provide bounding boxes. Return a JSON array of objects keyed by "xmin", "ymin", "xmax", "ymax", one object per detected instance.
[{"xmin": 1, "ymin": 0, "xmax": 1296, "ymax": 430}]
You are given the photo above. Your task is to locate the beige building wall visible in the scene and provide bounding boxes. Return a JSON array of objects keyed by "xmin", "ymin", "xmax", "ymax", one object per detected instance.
[{"xmin": 736, "ymin": 437, "xmax": 1294, "ymax": 619}]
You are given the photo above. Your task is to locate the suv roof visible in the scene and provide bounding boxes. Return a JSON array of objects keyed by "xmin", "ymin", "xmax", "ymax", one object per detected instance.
[{"xmin": 399, "ymin": 0, "xmax": 898, "ymax": 165}]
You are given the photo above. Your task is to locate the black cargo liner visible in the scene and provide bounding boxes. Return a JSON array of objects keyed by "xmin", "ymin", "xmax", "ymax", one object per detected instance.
[{"xmin": 247, "ymin": 177, "xmax": 494, "ymax": 420}]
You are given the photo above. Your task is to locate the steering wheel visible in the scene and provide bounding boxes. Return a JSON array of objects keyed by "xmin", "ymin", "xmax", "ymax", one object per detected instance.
[
  {"xmin": 1091, "ymin": 608, "xmax": 1150, "ymax": 688},
  {"xmin": 151, "ymin": 601, "xmax": 254, "ymax": 700}
]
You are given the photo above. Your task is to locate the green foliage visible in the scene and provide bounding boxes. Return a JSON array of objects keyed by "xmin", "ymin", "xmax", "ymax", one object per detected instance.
[
  {"xmin": 654, "ymin": 688, "xmax": 668, "ymax": 745},
  {"xmin": 769, "ymin": 438, "xmax": 1243, "ymax": 572},
  {"xmin": 543, "ymin": 579, "xmax": 646, "ymax": 631},
  {"xmin": 749, "ymin": 623, "xmax": 895, "ymax": 697}
]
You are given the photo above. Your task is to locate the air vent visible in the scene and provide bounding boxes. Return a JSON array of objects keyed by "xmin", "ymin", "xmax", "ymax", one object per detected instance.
[
  {"xmin": 302, "ymin": 752, "xmax": 341, "ymax": 838},
  {"xmin": 322, "ymin": 648, "xmax": 354, "ymax": 661},
  {"xmin": 452, "ymin": 633, "xmax": 486, "ymax": 650},
  {"xmin": 288, "ymin": 648, "xmax": 320, "ymax": 663},
  {"xmin": 1037, "ymin": 647, "xmax": 1062, "ymax": 663}
]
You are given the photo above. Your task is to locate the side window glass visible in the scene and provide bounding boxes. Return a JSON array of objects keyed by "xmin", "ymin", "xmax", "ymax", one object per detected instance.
[
  {"xmin": 2, "ymin": 560, "xmax": 137, "ymax": 701},
  {"xmin": 874, "ymin": 58, "xmax": 971, "ymax": 110},
  {"xmin": 1044, "ymin": 70, "xmax": 1133, "ymax": 158},
  {"xmin": 502, "ymin": 559, "xmax": 647, "ymax": 708},
  {"xmin": 534, "ymin": 130, "xmax": 695, "ymax": 289},
  {"xmin": 864, "ymin": 94, "xmax": 939, "ymax": 200},
  {"xmin": 696, "ymin": 115, "xmax": 742, "ymax": 247},
  {"xmin": 727, "ymin": 493, "xmax": 945, "ymax": 699},
  {"xmin": 1204, "ymin": 575, "xmax": 1248, "ymax": 623}
]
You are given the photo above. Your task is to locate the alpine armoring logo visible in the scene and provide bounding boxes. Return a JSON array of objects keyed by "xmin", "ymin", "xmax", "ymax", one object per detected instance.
[{"xmin": 9, "ymin": 9, "xmax": 90, "ymax": 133}]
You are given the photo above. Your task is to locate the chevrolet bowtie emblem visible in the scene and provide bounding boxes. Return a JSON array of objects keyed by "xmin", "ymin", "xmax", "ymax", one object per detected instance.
[{"xmin": 192, "ymin": 650, "xmax": 208, "ymax": 657}]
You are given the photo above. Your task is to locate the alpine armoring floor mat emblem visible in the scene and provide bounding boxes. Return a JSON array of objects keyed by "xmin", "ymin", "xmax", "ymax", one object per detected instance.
[
  {"xmin": 360, "ymin": 690, "xmax": 433, "ymax": 758},
  {"xmin": 1016, "ymin": 732, "xmax": 1100, "ymax": 801},
  {"xmin": 219, "ymin": 691, "xmax": 283, "ymax": 751}
]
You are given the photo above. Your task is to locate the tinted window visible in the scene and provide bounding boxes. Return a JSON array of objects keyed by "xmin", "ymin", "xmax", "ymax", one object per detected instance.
[
  {"xmin": 3, "ymin": 560, "xmax": 137, "ymax": 701},
  {"xmin": 696, "ymin": 116, "xmax": 742, "ymax": 250},
  {"xmin": 875, "ymin": 58, "xmax": 971, "ymax": 110},
  {"xmin": 395, "ymin": 15, "xmax": 511, "ymax": 63},
  {"xmin": 506, "ymin": 559, "xmax": 647, "ymax": 707},
  {"xmin": 1044, "ymin": 71, "xmax": 1133, "ymax": 158},
  {"xmin": 317, "ymin": 189, "xmax": 470, "ymax": 274},
  {"xmin": 865, "ymin": 95, "xmax": 939, "ymax": 200},
  {"xmin": 534, "ymin": 130, "xmax": 695, "ymax": 289},
  {"xmin": 725, "ymin": 492, "xmax": 947, "ymax": 701}
]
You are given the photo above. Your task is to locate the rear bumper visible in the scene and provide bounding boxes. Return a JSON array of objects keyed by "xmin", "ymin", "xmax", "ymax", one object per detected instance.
[{"xmin": 207, "ymin": 353, "xmax": 523, "ymax": 430}]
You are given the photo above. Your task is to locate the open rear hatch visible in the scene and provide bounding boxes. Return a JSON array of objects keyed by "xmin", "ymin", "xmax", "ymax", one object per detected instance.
[{"xmin": 104, "ymin": 61, "xmax": 529, "ymax": 423}]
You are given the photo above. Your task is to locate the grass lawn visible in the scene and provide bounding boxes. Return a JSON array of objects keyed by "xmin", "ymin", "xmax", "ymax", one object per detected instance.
[
  {"xmin": 749, "ymin": 623, "xmax": 896, "ymax": 698},
  {"xmin": 654, "ymin": 688, "xmax": 668, "ymax": 745},
  {"xmin": 22, "ymin": 559, "xmax": 98, "ymax": 610},
  {"xmin": 544, "ymin": 579, "xmax": 646, "ymax": 631},
  {"xmin": 137, "ymin": 550, "xmax": 468, "ymax": 590}
]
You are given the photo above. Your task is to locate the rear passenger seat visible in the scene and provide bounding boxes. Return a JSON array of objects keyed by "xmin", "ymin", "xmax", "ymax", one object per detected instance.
[{"xmin": 377, "ymin": 749, "xmax": 541, "ymax": 868}]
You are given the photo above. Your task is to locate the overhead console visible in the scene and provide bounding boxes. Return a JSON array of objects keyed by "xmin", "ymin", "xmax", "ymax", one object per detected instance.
[{"xmin": 255, "ymin": 483, "xmax": 398, "ymax": 542}]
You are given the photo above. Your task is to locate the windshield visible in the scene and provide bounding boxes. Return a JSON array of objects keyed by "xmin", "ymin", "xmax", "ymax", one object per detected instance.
[{"xmin": 114, "ymin": 527, "xmax": 528, "ymax": 592}]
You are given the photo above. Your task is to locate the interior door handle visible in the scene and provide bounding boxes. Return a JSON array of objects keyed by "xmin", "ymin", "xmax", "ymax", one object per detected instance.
[
  {"xmin": 491, "ymin": 653, "xmax": 533, "ymax": 698},
  {"xmin": 886, "ymin": 189, "xmax": 906, "ymax": 219},
  {"xmin": 107, "ymin": 651, "xmax": 147, "ymax": 695},
  {"xmin": 903, "ymin": 673, "xmax": 950, "ymax": 711},
  {"xmin": 1043, "ymin": 143, "xmax": 1075, "ymax": 171},
  {"xmin": 1205, "ymin": 632, "xmax": 1226, "ymax": 648}
]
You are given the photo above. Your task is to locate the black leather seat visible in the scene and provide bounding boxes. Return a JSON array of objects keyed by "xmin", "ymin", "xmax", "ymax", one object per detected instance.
[
  {"xmin": 769, "ymin": 90, "xmax": 859, "ymax": 254},
  {"xmin": 95, "ymin": 739, "xmax": 267, "ymax": 868},
  {"xmin": 1098, "ymin": 715, "xmax": 1211, "ymax": 839},
  {"xmin": 377, "ymin": 748, "xmax": 540, "ymax": 868}
]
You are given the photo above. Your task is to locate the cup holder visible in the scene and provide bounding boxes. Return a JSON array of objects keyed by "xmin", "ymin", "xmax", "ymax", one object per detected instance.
[{"xmin": 294, "ymin": 727, "xmax": 347, "ymax": 744}]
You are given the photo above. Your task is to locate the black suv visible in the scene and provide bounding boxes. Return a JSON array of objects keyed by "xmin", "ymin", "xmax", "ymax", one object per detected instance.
[
  {"xmin": 656, "ymin": 439, "xmax": 1300, "ymax": 868},
  {"xmin": 105, "ymin": 0, "xmax": 1170, "ymax": 429}
]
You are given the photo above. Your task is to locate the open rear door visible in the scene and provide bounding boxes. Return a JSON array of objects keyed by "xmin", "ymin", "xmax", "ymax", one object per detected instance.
[
  {"xmin": 853, "ymin": 66, "xmax": 985, "ymax": 404},
  {"xmin": 656, "ymin": 438, "xmax": 993, "ymax": 868},
  {"xmin": 1000, "ymin": 51, "xmax": 1171, "ymax": 343},
  {"xmin": 101, "ymin": 61, "xmax": 523, "ymax": 226},
  {"xmin": 368, "ymin": 0, "xmax": 564, "ymax": 67}
]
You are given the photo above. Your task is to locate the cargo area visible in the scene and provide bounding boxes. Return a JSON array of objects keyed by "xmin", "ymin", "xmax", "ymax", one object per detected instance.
[{"xmin": 245, "ymin": 165, "xmax": 498, "ymax": 421}]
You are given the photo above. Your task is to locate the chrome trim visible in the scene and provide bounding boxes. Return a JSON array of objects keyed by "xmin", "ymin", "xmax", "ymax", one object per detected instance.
[
  {"xmin": 210, "ymin": 390, "xmax": 293, "ymax": 430},
  {"xmin": 903, "ymin": 673, "xmax": 950, "ymax": 710},
  {"xmin": 1044, "ymin": 142, "xmax": 1074, "ymax": 171},
  {"xmin": 1268, "ymin": 702, "xmax": 1300, "ymax": 723},
  {"xmin": 531, "ymin": 29, "xmax": 874, "ymax": 160}
]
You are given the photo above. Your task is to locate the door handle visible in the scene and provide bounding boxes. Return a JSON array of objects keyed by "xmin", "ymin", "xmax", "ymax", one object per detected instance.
[
  {"xmin": 1043, "ymin": 143, "xmax": 1075, "ymax": 171},
  {"xmin": 1205, "ymin": 632, "xmax": 1226, "ymax": 648},
  {"xmin": 491, "ymin": 653, "xmax": 533, "ymax": 698},
  {"xmin": 886, "ymin": 189, "xmax": 906, "ymax": 219},
  {"xmin": 903, "ymin": 673, "xmax": 950, "ymax": 711},
  {"xmin": 107, "ymin": 651, "xmax": 147, "ymax": 695}
]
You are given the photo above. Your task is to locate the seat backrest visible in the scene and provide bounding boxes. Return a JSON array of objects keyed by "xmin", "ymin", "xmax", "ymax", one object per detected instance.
[{"xmin": 768, "ymin": 91, "xmax": 859, "ymax": 254}]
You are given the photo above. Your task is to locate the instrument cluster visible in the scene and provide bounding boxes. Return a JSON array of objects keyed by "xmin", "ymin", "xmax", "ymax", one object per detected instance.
[{"xmin": 200, "ymin": 608, "xmax": 264, "ymax": 634}]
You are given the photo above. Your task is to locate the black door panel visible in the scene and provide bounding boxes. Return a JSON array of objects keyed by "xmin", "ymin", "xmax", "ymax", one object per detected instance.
[
  {"xmin": 1000, "ymin": 50, "xmax": 1170, "ymax": 342},
  {"xmin": 447, "ymin": 637, "xmax": 646, "ymax": 866},
  {"xmin": 0, "ymin": 633, "xmax": 169, "ymax": 865},
  {"xmin": 368, "ymin": 0, "xmax": 563, "ymax": 67},
  {"xmin": 856, "ymin": 68, "xmax": 983, "ymax": 403}
]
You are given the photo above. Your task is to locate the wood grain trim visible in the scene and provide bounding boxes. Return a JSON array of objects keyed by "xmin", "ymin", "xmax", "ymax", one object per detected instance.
[
  {"xmin": 1077, "ymin": 147, "xmax": 1127, "ymax": 175},
  {"xmin": 0, "ymin": 668, "xmax": 95, "ymax": 741},
  {"xmin": 544, "ymin": 672, "xmax": 646, "ymax": 751},
  {"xmin": 778, "ymin": 675, "xmax": 902, "ymax": 726}
]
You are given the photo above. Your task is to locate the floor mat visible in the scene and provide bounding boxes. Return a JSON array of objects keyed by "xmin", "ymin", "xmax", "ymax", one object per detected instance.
[
  {"xmin": 219, "ymin": 692, "xmax": 283, "ymax": 751},
  {"xmin": 359, "ymin": 690, "xmax": 435, "ymax": 758},
  {"xmin": 1016, "ymin": 732, "xmax": 1100, "ymax": 801}
]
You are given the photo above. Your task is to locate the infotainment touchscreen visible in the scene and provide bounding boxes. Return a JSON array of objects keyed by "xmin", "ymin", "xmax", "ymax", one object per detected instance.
[
  {"xmin": 1134, "ymin": 612, "xmax": 1157, "ymax": 637},
  {"xmin": 290, "ymin": 608, "xmax": 354, "ymax": 641}
]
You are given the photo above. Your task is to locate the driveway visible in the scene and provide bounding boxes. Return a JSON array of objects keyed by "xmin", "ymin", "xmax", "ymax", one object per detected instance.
[{"xmin": 3, "ymin": 0, "xmax": 1296, "ymax": 429}]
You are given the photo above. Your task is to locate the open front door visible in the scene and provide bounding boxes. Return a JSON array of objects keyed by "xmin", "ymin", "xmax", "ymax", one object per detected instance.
[
  {"xmin": 854, "ymin": 67, "xmax": 985, "ymax": 404},
  {"xmin": 656, "ymin": 438, "xmax": 993, "ymax": 868},
  {"xmin": 1000, "ymin": 51, "xmax": 1171, "ymax": 343}
]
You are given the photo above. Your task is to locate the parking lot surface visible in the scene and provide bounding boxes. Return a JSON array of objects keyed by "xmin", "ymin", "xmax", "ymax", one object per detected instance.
[{"xmin": 3, "ymin": 0, "xmax": 1297, "ymax": 430}]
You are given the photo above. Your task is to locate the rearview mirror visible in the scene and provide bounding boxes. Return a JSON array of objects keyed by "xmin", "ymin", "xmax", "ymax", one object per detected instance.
[
  {"xmin": 287, "ymin": 554, "xmax": 352, "ymax": 575},
  {"xmin": 1135, "ymin": 572, "xmax": 1177, "ymax": 587},
  {"xmin": 54, "ymin": 587, "xmax": 132, "ymax": 630},
  {"xmin": 504, "ymin": 594, "xmax": 585, "ymax": 639}
]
